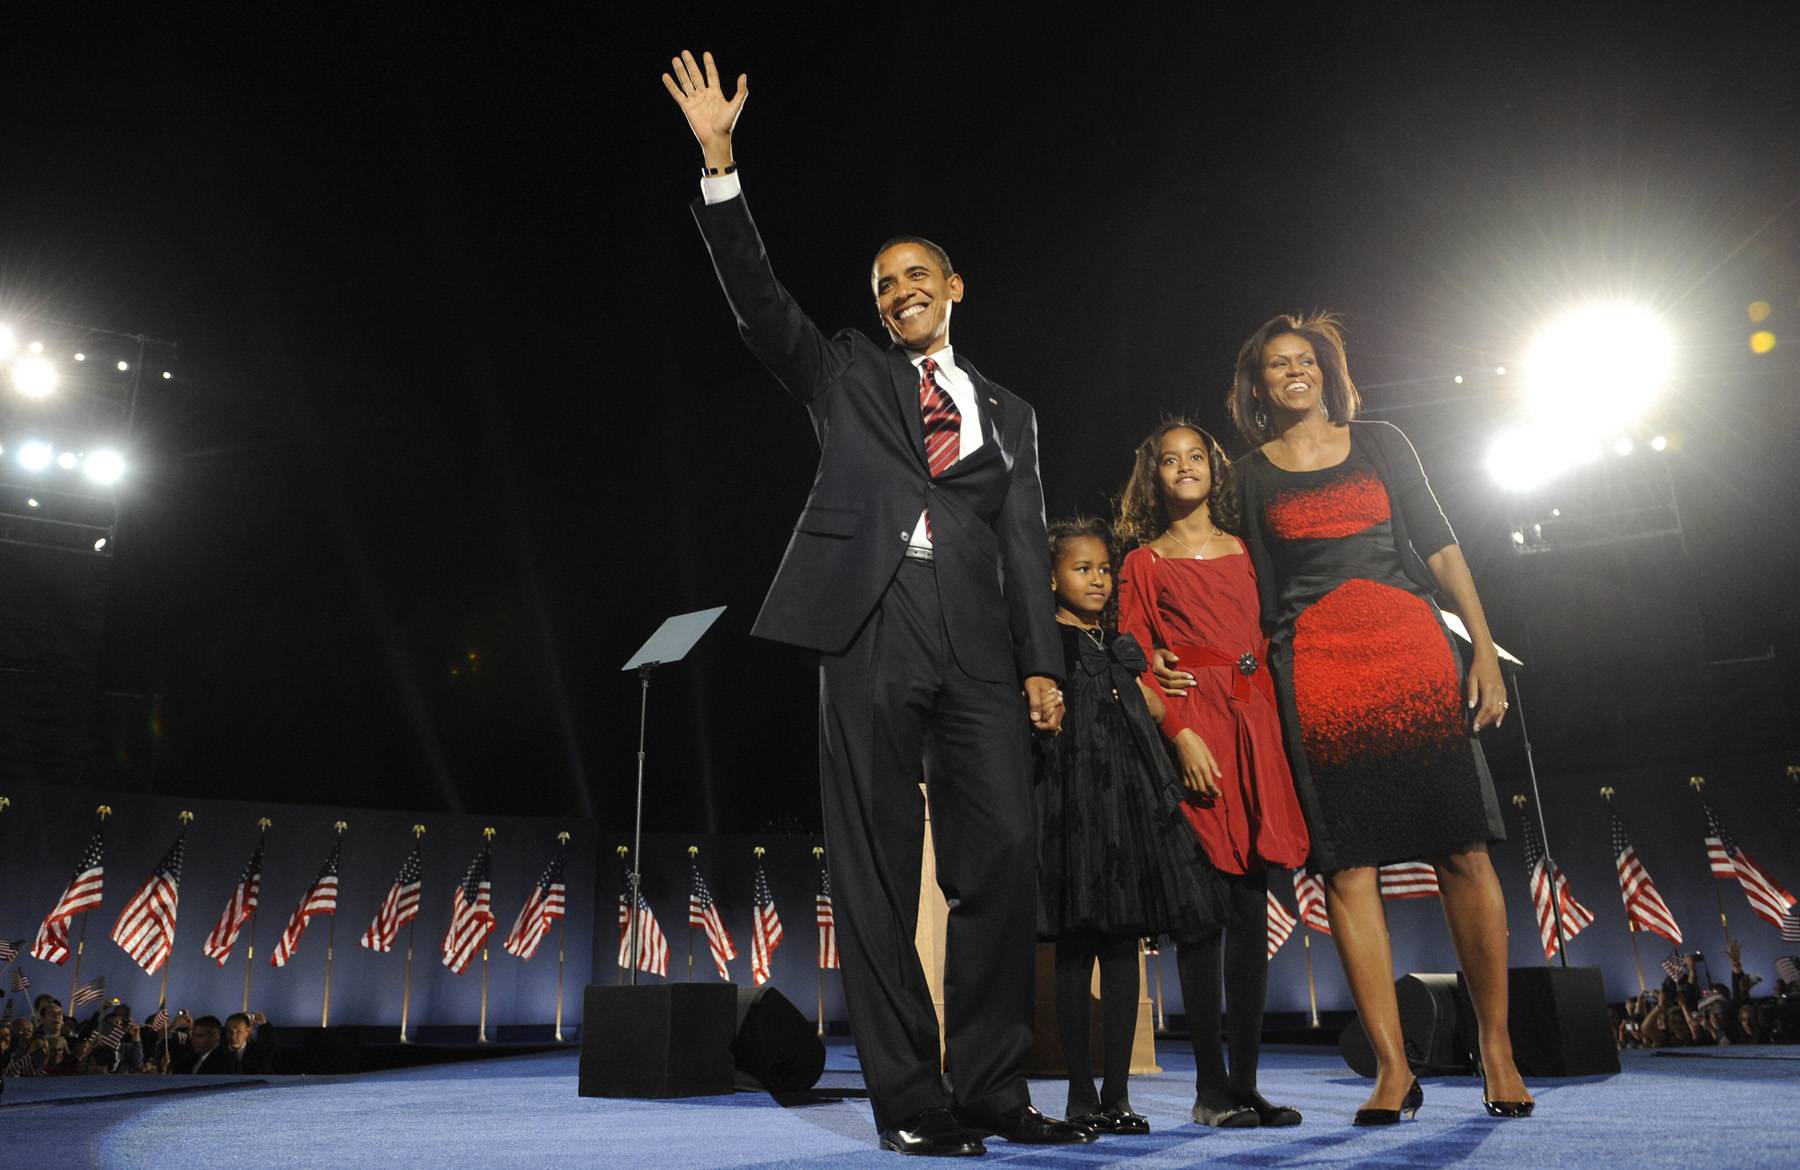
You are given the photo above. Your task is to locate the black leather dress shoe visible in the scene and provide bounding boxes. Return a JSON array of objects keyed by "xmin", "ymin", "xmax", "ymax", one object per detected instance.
[
  {"xmin": 878, "ymin": 1106, "xmax": 985, "ymax": 1157},
  {"xmin": 956, "ymin": 1104, "xmax": 1099, "ymax": 1144},
  {"xmin": 1071, "ymin": 1105, "xmax": 1151, "ymax": 1135}
]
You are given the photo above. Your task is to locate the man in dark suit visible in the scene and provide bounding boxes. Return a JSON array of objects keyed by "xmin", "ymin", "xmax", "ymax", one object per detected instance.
[{"xmin": 663, "ymin": 50, "xmax": 1092, "ymax": 1158}]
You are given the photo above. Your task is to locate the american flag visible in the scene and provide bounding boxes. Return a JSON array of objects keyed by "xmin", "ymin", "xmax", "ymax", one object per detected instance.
[
  {"xmin": 1783, "ymin": 911, "xmax": 1800, "ymax": 944},
  {"xmin": 31, "ymin": 827, "xmax": 105, "ymax": 964},
  {"xmin": 72, "ymin": 975, "xmax": 106, "ymax": 1011},
  {"xmin": 0, "ymin": 939, "xmax": 20, "ymax": 963},
  {"xmin": 816, "ymin": 866, "xmax": 839, "ymax": 970},
  {"xmin": 1266, "ymin": 889, "xmax": 1298, "ymax": 958},
  {"xmin": 1378, "ymin": 861, "xmax": 1440, "ymax": 900},
  {"xmin": 617, "ymin": 870, "xmax": 670, "ymax": 977},
  {"xmin": 360, "ymin": 842, "xmax": 424, "ymax": 953},
  {"xmin": 1611, "ymin": 810, "xmax": 1683, "ymax": 944},
  {"xmin": 1699, "ymin": 799, "xmax": 1798, "ymax": 933},
  {"xmin": 95, "ymin": 1016, "xmax": 129, "ymax": 1051},
  {"xmin": 442, "ymin": 845, "xmax": 496, "ymax": 974},
  {"xmin": 1775, "ymin": 956, "xmax": 1800, "ymax": 984},
  {"xmin": 270, "ymin": 838, "xmax": 341, "ymax": 968},
  {"xmin": 0, "ymin": 1000, "xmax": 13, "ymax": 1025},
  {"xmin": 1294, "ymin": 872, "xmax": 1331, "ymax": 933},
  {"xmin": 202, "ymin": 833, "xmax": 266, "ymax": 966},
  {"xmin": 688, "ymin": 865, "xmax": 736, "ymax": 979},
  {"xmin": 146, "ymin": 1003, "xmax": 169, "ymax": 1030},
  {"xmin": 749, "ymin": 862, "xmax": 784, "ymax": 986},
  {"xmin": 503, "ymin": 847, "xmax": 567, "ymax": 961},
  {"xmin": 110, "ymin": 827, "xmax": 187, "ymax": 975},
  {"xmin": 1517, "ymin": 808, "xmax": 1594, "ymax": 961},
  {"xmin": 1659, "ymin": 952, "xmax": 1687, "ymax": 982},
  {"xmin": 9, "ymin": 968, "xmax": 28, "ymax": 993}
]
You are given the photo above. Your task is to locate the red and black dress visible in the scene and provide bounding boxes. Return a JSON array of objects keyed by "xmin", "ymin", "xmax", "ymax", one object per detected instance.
[{"xmin": 1238, "ymin": 421, "xmax": 1505, "ymax": 873}]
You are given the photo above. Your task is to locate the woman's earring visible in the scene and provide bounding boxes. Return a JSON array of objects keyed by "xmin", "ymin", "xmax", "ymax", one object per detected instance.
[
  {"xmin": 1254, "ymin": 404, "xmax": 1269, "ymax": 433},
  {"xmin": 1320, "ymin": 399, "xmax": 1331, "ymax": 422}
]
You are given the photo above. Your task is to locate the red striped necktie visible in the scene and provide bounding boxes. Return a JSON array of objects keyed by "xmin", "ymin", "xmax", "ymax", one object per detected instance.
[{"xmin": 918, "ymin": 357, "xmax": 961, "ymax": 540}]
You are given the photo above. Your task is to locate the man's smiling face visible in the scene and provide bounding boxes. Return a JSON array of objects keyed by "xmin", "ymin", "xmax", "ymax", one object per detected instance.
[{"xmin": 872, "ymin": 242, "xmax": 963, "ymax": 355}]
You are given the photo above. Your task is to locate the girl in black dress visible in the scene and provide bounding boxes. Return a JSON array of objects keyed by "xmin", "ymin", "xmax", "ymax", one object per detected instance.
[{"xmin": 1035, "ymin": 518, "xmax": 1224, "ymax": 1135}]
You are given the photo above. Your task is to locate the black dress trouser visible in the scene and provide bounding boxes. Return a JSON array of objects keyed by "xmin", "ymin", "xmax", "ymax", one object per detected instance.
[{"xmin": 818, "ymin": 558, "xmax": 1037, "ymax": 1131}]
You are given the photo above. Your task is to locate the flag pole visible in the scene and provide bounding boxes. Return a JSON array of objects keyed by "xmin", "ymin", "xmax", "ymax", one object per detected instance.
[
  {"xmin": 322, "ymin": 820, "xmax": 347, "ymax": 1028},
  {"xmin": 69, "ymin": 804, "xmax": 111, "ymax": 1015},
  {"xmin": 1603, "ymin": 789, "xmax": 1650, "ymax": 996},
  {"xmin": 1303, "ymin": 932, "xmax": 1320, "ymax": 1027},
  {"xmin": 1149, "ymin": 944, "xmax": 1166, "ymax": 1033},
  {"xmin": 1690, "ymin": 777, "xmax": 1735, "ymax": 952},
  {"xmin": 616, "ymin": 845, "xmax": 630, "ymax": 985},
  {"xmin": 158, "ymin": 811, "xmax": 194, "ymax": 1039},
  {"xmin": 812, "ymin": 845, "xmax": 826, "ymax": 1037},
  {"xmin": 555, "ymin": 831, "xmax": 571, "ymax": 1042},
  {"xmin": 400, "ymin": 823, "xmax": 425, "ymax": 1044},
  {"xmin": 478, "ymin": 827, "xmax": 495, "ymax": 1044},
  {"xmin": 686, "ymin": 845, "xmax": 699, "ymax": 983},
  {"xmin": 244, "ymin": 817, "xmax": 271, "ymax": 1013}
]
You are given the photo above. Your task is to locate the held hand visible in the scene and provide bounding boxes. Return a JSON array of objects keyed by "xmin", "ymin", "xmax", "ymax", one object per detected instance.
[
  {"xmin": 1466, "ymin": 652, "xmax": 1508, "ymax": 732},
  {"xmin": 1151, "ymin": 648, "xmax": 1197, "ymax": 698},
  {"xmin": 1173, "ymin": 729, "xmax": 1224, "ymax": 799},
  {"xmin": 1025, "ymin": 675, "xmax": 1065, "ymax": 733},
  {"xmin": 249, "ymin": 1011, "xmax": 268, "ymax": 1027},
  {"xmin": 660, "ymin": 50, "xmax": 747, "ymax": 161},
  {"xmin": 1726, "ymin": 939, "xmax": 1742, "ymax": 969}
]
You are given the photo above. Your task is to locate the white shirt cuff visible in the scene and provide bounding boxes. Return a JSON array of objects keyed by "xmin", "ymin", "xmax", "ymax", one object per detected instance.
[{"xmin": 700, "ymin": 172, "xmax": 742, "ymax": 205}]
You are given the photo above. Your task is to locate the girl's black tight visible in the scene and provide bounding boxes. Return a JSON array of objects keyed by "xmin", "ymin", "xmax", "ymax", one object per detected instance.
[
  {"xmin": 1054, "ymin": 931, "xmax": 1140, "ymax": 1113},
  {"xmin": 1176, "ymin": 869, "xmax": 1270, "ymax": 1101}
]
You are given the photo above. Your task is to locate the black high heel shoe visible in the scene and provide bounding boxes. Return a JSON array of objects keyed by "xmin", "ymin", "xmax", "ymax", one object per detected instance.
[
  {"xmin": 1352, "ymin": 1078, "xmax": 1422, "ymax": 1126},
  {"xmin": 1481, "ymin": 1074, "xmax": 1535, "ymax": 1118}
]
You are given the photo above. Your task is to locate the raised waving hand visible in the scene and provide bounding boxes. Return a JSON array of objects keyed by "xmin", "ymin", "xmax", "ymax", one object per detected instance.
[{"xmin": 661, "ymin": 50, "xmax": 747, "ymax": 168}]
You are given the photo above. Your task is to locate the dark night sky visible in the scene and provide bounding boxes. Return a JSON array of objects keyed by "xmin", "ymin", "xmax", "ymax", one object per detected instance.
[{"xmin": 3, "ymin": 6, "xmax": 1797, "ymax": 831}]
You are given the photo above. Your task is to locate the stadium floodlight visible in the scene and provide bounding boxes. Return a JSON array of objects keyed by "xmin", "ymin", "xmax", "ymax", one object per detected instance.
[
  {"xmin": 83, "ymin": 448, "xmax": 126, "ymax": 485},
  {"xmin": 1523, "ymin": 303, "xmax": 1671, "ymax": 439},
  {"xmin": 0, "ymin": 324, "xmax": 15, "ymax": 358},
  {"xmin": 1484, "ymin": 426, "xmax": 1574, "ymax": 492},
  {"xmin": 12, "ymin": 356, "xmax": 59, "ymax": 398},
  {"xmin": 19, "ymin": 440, "xmax": 54, "ymax": 471},
  {"xmin": 56, "ymin": 451, "xmax": 79, "ymax": 469}
]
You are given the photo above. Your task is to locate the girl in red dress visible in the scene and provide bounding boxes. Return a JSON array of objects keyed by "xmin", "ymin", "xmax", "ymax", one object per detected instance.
[{"xmin": 1116, "ymin": 420, "xmax": 1310, "ymax": 1128}]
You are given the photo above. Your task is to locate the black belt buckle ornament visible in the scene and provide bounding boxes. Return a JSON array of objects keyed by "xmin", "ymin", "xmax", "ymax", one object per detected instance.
[{"xmin": 1237, "ymin": 652, "xmax": 1258, "ymax": 677}]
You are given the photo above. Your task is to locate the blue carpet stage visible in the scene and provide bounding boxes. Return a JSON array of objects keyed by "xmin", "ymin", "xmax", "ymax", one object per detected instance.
[{"xmin": 7, "ymin": 1040, "xmax": 1797, "ymax": 1168}]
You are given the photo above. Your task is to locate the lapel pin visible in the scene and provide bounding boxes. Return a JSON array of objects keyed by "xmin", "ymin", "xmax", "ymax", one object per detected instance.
[{"xmin": 987, "ymin": 396, "xmax": 998, "ymax": 406}]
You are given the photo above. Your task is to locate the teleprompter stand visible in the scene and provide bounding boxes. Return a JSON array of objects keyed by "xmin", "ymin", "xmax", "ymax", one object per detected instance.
[{"xmin": 581, "ymin": 606, "xmax": 742, "ymax": 1098}]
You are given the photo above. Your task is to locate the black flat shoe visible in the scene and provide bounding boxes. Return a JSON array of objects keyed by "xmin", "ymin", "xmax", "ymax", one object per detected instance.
[
  {"xmin": 1481, "ymin": 1075, "xmax": 1535, "ymax": 1118},
  {"xmin": 1352, "ymin": 1078, "xmax": 1422, "ymax": 1126},
  {"xmin": 955, "ymin": 1103, "xmax": 1098, "ymax": 1144},
  {"xmin": 1191, "ymin": 1095, "xmax": 1260, "ymax": 1128},
  {"xmin": 878, "ymin": 1106, "xmax": 985, "ymax": 1156},
  {"xmin": 1071, "ymin": 1106, "xmax": 1150, "ymax": 1135},
  {"xmin": 1233, "ymin": 1089, "xmax": 1302, "ymax": 1127}
]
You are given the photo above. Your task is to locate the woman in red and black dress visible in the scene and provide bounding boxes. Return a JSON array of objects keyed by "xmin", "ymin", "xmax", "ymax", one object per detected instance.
[
  {"xmin": 1117, "ymin": 420, "xmax": 1309, "ymax": 1129},
  {"xmin": 1220, "ymin": 312, "xmax": 1531, "ymax": 1123}
]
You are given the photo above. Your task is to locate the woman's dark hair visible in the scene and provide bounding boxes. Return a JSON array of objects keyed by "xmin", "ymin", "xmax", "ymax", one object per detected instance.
[
  {"xmin": 1227, "ymin": 311, "xmax": 1361, "ymax": 445},
  {"xmin": 1115, "ymin": 418, "xmax": 1239, "ymax": 547}
]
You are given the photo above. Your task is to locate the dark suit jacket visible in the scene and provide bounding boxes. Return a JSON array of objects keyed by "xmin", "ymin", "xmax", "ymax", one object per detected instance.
[{"xmin": 693, "ymin": 194, "xmax": 1060, "ymax": 684}]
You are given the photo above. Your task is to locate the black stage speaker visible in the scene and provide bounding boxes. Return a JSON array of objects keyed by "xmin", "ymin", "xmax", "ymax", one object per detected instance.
[
  {"xmin": 1340, "ymin": 967, "xmax": 1619, "ymax": 1079},
  {"xmin": 1507, "ymin": 966, "xmax": 1619, "ymax": 1077},
  {"xmin": 731, "ymin": 985, "xmax": 826, "ymax": 1093},
  {"xmin": 580, "ymin": 983, "xmax": 738, "ymax": 1098},
  {"xmin": 1339, "ymin": 973, "xmax": 1476, "ymax": 1077}
]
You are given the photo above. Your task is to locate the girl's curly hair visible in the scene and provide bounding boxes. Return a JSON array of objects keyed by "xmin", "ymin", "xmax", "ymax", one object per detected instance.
[{"xmin": 1114, "ymin": 419, "xmax": 1239, "ymax": 548}]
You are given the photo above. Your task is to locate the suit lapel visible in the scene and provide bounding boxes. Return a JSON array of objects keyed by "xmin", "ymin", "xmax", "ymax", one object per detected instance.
[
  {"xmin": 954, "ymin": 354, "xmax": 1007, "ymax": 451},
  {"xmin": 887, "ymin": 348, "xmax": 929, "ymax": 469}
]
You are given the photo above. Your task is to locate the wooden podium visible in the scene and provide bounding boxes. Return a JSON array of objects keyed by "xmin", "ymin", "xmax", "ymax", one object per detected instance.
[{"xmin": 913, "ymin": 787, "xmax": 1159, "ymax": 1075}]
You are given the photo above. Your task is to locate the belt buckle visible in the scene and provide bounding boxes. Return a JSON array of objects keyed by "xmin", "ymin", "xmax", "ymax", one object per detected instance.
[{"xmin": 1236, "ymin": 651, "xmax": 1258, "ymax": 677}]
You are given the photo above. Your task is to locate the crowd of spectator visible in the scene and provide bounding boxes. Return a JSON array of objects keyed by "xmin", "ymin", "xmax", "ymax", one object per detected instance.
[
  {"xmin": 2, "ymin": 994, "xmax": 277, "ymax": 1078},
  {"xmin": 1614, "ymin": 942, "xmax": 1800, "ymax": 1048}
]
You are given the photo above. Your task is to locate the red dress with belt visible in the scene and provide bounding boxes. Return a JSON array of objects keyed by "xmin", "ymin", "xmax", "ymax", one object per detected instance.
[{"xmin": 1117, "ymin": 543, "xmax": 1310, "ymax": 875}]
